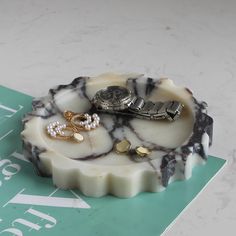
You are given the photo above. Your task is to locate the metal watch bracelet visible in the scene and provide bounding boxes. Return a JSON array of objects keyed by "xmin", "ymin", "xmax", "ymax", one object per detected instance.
[{"xmin": 128, "ymin": 96, "xmax": 184, "ymax": 121}]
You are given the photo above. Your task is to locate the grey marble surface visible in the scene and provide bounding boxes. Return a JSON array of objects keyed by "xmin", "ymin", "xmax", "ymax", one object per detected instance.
[{"xmin": 0, "ymin": 0, "xmax": 235, "ymax": 235}]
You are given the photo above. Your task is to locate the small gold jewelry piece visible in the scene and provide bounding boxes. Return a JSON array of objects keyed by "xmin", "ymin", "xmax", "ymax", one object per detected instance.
[
  {"xmin": 64, "ymin": 111, "xmax": 100, "ymax": 131},
  {"xmin": 73, "ymin": 132, "xmax": 84, "ymax": 142},
  {"xmin": 114, "ymin": 139, "xmax": 131, "ymax": 154},
  {"xmin": 63, "ymin": 110, "xmax": 75, "ymax": 121},
  {"xmin": 135, "ymin": 146, "xmax": 151, "ymax": 157},
  {"xmin": 46, "ymin": 121, "xmax": 84, "ymax": 142}
]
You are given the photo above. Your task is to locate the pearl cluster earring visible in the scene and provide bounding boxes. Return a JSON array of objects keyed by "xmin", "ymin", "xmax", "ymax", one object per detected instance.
[
  {"xmin": 46, "ymin": 110, "xmax": 100, "ymax": 142},
  {"xmin": 76, "ymin": 113, "xmax": 100, "ymax": 130},
  {"xmin": 46, "ymin": 121, "xmax": 66, "ymax": 138}
]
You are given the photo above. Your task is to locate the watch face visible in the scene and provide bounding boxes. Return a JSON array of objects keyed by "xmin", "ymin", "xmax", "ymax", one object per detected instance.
[
  {"xmin": 99, "ymin": 86, "xmax": 130, "ymax": 104},
  {"xmin": 94, "ymin": 86, "xmax": 132, "ymax": 111}
]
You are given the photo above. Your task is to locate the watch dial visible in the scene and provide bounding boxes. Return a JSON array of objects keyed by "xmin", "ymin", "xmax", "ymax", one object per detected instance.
[{"xmin": 100, "ymin": 86, "xmax": 130, "ymax": 103}]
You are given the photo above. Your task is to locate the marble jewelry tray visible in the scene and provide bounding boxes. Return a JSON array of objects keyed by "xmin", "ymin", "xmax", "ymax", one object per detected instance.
[{"xmin": 21, "ymin": 73, "xmax": 213, "ymax": 198}]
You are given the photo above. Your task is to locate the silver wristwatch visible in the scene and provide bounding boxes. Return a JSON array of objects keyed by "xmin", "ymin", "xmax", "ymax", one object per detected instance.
[{"xmin": 92, "ymin": 86, "xmax": 184, "ymax": 121}]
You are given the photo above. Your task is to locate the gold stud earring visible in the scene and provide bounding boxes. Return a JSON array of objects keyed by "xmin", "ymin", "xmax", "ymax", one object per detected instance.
[
  {"xmin": 114, "ymin": 139, "xmax": 151, "ymax": 159},
  {"xmin": 114, "ymin": 139, "xmax": 131, "ymax": 154}
]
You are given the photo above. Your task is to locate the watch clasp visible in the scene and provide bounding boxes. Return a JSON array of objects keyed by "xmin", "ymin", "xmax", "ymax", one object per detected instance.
[{"xmin": 166, "ymin": 101, "xmax": 184, "ymax": 121}]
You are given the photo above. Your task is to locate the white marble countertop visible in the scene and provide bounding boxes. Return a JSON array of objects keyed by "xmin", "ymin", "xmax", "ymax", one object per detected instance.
[{"xmin": 1, "ymin": 0, "xmax": 235, "ymax": 235}]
